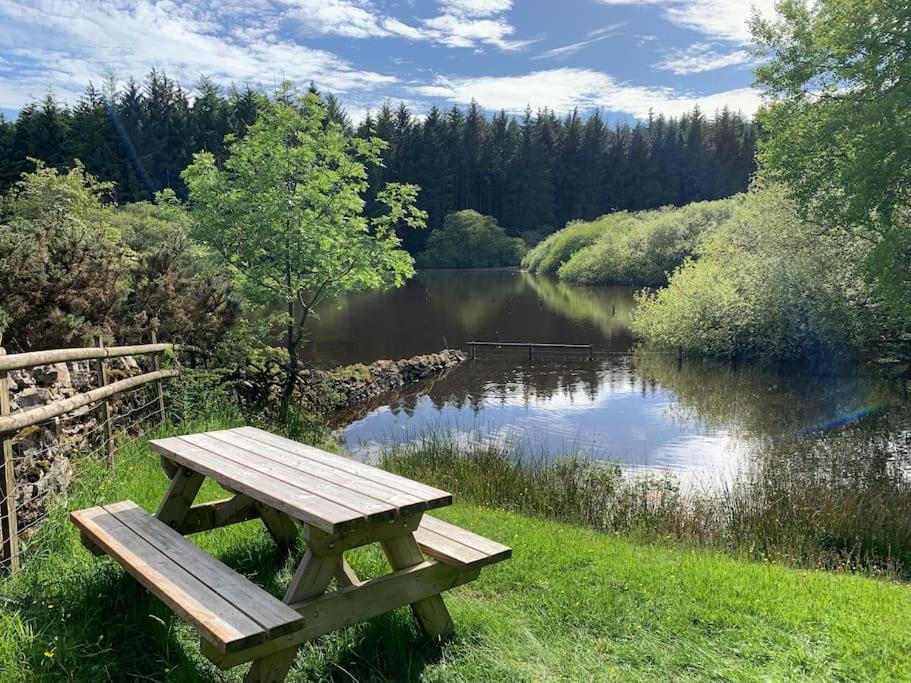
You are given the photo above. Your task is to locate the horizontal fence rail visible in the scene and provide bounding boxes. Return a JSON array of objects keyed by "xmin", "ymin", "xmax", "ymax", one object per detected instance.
[
  {"xmin": 0, "ymin": 369, "xmax": 179, "ymax": 436},
  {"xmin": 0, "ymin": 343, "xmax": 185, "ymax": 373},
  {"xmin": 467, "ymin": 341, "xmax": 594, "ymax": 361}
]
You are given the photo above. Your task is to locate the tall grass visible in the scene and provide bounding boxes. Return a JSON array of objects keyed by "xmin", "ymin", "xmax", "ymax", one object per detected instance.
[{"xmin": 382, "ymin": 420, "xmax": 911, "ymax": 578}]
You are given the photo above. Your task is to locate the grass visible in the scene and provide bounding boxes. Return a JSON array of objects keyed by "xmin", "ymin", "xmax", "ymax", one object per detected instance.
[
  {"xmin": 383, "ymin": 426, "xmax": 911, "ymax": 579},
  {"xmin": 2, "ymin": 418, "xmax": 911, "ymax": 681}
]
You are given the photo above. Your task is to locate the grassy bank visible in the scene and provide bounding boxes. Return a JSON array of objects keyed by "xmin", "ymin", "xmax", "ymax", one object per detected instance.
[{"xmin": 1, "ymin": 420, "xmax": 911, "ymax": 680}]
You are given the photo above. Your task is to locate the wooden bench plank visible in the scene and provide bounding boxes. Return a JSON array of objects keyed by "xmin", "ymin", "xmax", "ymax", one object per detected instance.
[
  {"xmin": 414, "ymin": 515, "xmax": 512, "ymax": 569},
  {"xmin": 232, "ymin": 427, "xmax": 452, "ymax": 507},
  {"xmin": 150, "ymin": 437, "xmax": 362, "ymax": 533},
  {"xmin": 72, "ymin": 504, "xmax": 264, "ymax": 652},
  {"xmin": 71, "ymin": 502, "xmax": 303, "ymax": 654},
  {"xmin": 108, "ymin": 502, "xmax": 303, "ymax": 636},
  {"xmin": 207, "ymin": 430, "xmax": 429, "ymax": 514},
  {"xmin": 182, "ymin": 433, "xmax": 402, "ymax": 521}
]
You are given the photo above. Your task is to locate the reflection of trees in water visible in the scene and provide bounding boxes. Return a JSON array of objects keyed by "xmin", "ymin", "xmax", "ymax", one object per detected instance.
[
  {"xmin": 634, "ymin": 351, "xmax": 904, "ymax": 438},
  {"xmin": 420, "ymin": 269, "xmax": 526, "ymax": 331},
  {"xmin": 521, "ymin": 271, "xmax": 636, "ymax": 344},
  {"xmin": 353, "ymin": 355, "xmax": 673, "ymax": 415}
]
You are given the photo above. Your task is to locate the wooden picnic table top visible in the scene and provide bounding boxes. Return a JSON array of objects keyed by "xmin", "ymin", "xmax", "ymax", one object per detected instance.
[{"xmin": 149, "ymin": 426, "xmax": 452, "ymax": 534}]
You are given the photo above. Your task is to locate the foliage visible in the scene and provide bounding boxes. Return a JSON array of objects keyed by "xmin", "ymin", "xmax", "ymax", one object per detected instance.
[
  {"xmin": 182, "ymin": 85, "xmax": 426, "ymax": 393},
  {"xmin": 521, "ymin": 214, "xmax": 619, "ymax": 274},
  {"xmin": 414, "ymin": 210, "xmax": 525, "ymax": 268},
  {"xmin": 752, "ymin": 0, "xmax": 910, "ymax": 238},
  {"xmin": 0, "ymin": 163, "xmax": 240, "ymax": 352},
  {"xmin": 3, "ymin": 424, "xmax": 911, "ymax": 680},
  {"xmin": 109, "ymin": 191, "xmax": 241, "ymax": 348},
  {"xmin": 631, "ymin": 188, "xmax": 875, "ymax": 362},
  {"xmin": 524, "ymin": 197, "xmax": 739, "ymax": 287},
  {"xmin": 561, "ymin": 197, "xmax": 739, "ymax": 287},
  {"xmin": 0, "ymin": 71, "xmax": 758, "ymax": 248},
  {"xmin": 0, "ymin": 162, "xmax": 129, "ymax": 350},
  {"xmin": 753, "ymin": 0, "xmax": 911, "ymax": 330}
]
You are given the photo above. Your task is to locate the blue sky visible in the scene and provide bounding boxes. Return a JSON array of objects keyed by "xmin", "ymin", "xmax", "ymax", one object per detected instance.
[{"xmin": 0, "ymin": 0, "xmax": 775, "ymax": 122}]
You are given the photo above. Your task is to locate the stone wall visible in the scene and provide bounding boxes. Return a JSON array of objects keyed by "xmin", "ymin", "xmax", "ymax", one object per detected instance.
[
  {"xmin": 5, "ymin": 357, "xmax": 144, "ymax": 533},
  {"xmin": 234, "ymin": 349, "xmax": 467, "ymax": 415}
]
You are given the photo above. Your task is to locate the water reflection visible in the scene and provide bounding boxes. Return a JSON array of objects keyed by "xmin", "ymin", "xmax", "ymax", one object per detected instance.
[{"xmin": 302, "ymin": 269, "xmax": 908, "ymax": 483}]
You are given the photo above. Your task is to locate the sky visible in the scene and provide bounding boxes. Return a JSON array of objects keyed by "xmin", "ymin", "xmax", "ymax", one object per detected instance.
[{"xmin": 0, "ymin": 0, "xmax": 776, "ymax": 122}]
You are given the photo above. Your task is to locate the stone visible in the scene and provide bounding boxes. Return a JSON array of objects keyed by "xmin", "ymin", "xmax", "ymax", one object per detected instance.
[
  {"xmin": 33, "ymin": 363, "xmax": 72, "ymax": 388},
  {"xmin": 14, "ymin": 387, "xmax": 51, "ymax": 408}
]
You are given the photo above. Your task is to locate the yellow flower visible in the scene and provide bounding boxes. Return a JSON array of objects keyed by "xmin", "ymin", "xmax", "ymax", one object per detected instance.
[{"xmin": 43, "ymin": 651, "xmax": 54, "ymax": 659}]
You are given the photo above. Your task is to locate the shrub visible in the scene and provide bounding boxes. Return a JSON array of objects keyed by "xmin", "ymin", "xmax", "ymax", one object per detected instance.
[
  {"xmin": 0, "ymin": 162, "xmax": 130, "ymax": 350},
  {"xmin": 110, "ymin": 191, "xmax": 241, "ymax": 349},
  {"xmin": 556, "ymin": 197, "xmax": 739, "ymax": 286},
  {"xmin": 416, "ymin": 210, "xmax": 525, "ymax": 268},
  {"xmin": 631, "ymin": 188, "xmax": 873, "ymax": 362},
  {"xmin": 0, "ymin": 163, "xmax": 240, "ymax": 352},
  {"xmin": 522, "ymin": 213, "xmax": 630, "ymax": 274}
]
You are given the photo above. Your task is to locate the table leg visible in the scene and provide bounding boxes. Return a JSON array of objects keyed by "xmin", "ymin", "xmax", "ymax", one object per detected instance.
[
  {"xmin": 334, "ymin": 557, "xmax": 361, "ymax": 588},
  {"xmin": 253, "ymin": 502, "xmax": 299, "ymax": 551},
  {"xmin": 156, "ymin": 467, "xmax": 204, "ymax": 530},
  {"xmin": 381, "ymin": 534, "xmax": 454, "ymax": 639},
  {"xmin": 245, "ymin": 547, "xmax": 341, "ymax": 683}
]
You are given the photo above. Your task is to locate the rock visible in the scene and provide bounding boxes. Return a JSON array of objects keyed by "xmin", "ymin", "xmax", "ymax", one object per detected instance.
[
  {"xmin": 14, "ymin": 387, "xmax": 51, "ymax": 408},
  {"xmin": 33, "ymin": 363, "xmax": 71, "ymax": 388}
]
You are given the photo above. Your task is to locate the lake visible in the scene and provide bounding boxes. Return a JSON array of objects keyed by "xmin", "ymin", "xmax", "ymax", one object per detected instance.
[{"xmin": 303, "ymin": 269, "xmax": 908, "ymax": 487}]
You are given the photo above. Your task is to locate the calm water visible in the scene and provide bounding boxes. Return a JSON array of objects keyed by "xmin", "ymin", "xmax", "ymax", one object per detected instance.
[{"xmin": 302, "ymin": 269, "xmax": 907, "ymax": 485}]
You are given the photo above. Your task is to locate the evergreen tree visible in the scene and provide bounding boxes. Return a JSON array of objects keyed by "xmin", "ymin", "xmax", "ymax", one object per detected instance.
[{"xmin": 0, "ymin": 69, "xmax": 758, "ymax": 247}]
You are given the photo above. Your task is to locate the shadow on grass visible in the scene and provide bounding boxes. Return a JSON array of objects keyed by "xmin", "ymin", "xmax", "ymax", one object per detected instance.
[{"xmin": 15, "ymin": 533, "xmax": 450, "ymax": 682}]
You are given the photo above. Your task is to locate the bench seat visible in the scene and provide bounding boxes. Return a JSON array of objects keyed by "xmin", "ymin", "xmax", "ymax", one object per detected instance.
[
  {"xmin": 414, "ymin": 514, "xmax": 511, "ymax": 569},
  {"xmin": 71, "ymin": 500, "xmax": 304, "ymax": 655}
]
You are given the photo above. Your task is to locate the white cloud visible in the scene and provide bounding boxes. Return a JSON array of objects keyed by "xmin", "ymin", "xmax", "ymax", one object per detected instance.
[
  {"xmin": 532, "ymin": 23, "xmax": 626, "ymax": 60},
  {"xmin": 440, "ymin": 0, "xmax": 513, "ymax": 17},
  {"xmin": 281, "ymin": 0, "xmax": 527, "ymax": 51},
  {"xmin": 0, "ymin": 0, "xmax": 395, "ymax": 109},
  {"xmin": 412, "ymin": 67, "xmax": 762, "ymax": 118},
  {"xmin": 596, "ymin": 0, "xmax": 777, "ymax": 44},
  {"xmin": 655, "ymin": 43, "xmax": 752, "ymax": 74}
]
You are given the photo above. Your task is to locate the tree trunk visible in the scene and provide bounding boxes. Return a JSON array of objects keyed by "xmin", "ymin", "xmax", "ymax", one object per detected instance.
[{"xmin": 282, "ymin": 300, "xmax": 299, "ymax": 415}]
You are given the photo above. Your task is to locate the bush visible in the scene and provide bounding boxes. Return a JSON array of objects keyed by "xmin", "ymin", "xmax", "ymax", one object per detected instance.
[
  {"xmin": 110, "ymin": 191, "xmax": 241, "ymax": 349},
  {"xmin": 556, "ymin": 197, "xmax": 739, "ymax": 286},
  {"xmin": 0, "ymin": 162, "xmax": 130, "ymax": 350},
  {"xmin": 415, "ymin": 210, "xmax": 525, "ymax": 268},
  {"xmin": 631, "ymin": 188, "xmax": 874, "ymax": 362},
  {"xmin": 522, "ymin": 213, "xmax": 629, "ymax": 274},
  {"xmin": 0, "ymin": 163, "xmax": 240, "ymax": 351}
]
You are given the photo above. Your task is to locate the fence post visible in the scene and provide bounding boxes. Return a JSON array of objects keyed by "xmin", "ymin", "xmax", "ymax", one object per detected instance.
[
  {"xmin": 94, "ymin": 337, "xmax": 114, "ymax": 466},
  {"xmin": 150, "ymin": 330, "xmax": 166, "ymax": 426},
  {"xmin": 0, "ymin": 349, "xmax": 20, "ymax": 573}
]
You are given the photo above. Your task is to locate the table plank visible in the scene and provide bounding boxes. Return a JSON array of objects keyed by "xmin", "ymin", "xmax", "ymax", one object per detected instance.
[
  {"xmin": 206, "ymin": 430, "xmax": 429, "ymax": 514},
  {"xmin": 182, "ymin": 433, "xmax": 400, "ymax": 520},
  {"xmin": 150, "ymin": 437, "xmax": 363, "ymax": 533},
  {"xmin": 151, "ymin": 428, "xmax": 453, "ymax": 534},
  {"xmin": 233, "ymin": 427, "xmax": 452, "ymax": 507}
]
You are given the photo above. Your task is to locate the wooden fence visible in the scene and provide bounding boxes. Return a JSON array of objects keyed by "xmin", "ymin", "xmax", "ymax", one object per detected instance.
[
  {"xmin": 0, "ymin": 336, "xmax": 182, "ymax": 572},
  {"xmin": 466, "ymin": 341, "xmax": 594, "ymax": 361}
]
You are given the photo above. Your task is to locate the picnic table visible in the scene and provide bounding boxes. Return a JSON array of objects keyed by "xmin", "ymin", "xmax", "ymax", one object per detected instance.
[{"xmin": 71, "ymin": 426, "xmax": 510, "ymax": 682}]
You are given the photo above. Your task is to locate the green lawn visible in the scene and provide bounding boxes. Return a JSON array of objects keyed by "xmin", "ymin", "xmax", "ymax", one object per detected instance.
[{"xmin": 2, "ymin": 421, "xmax": 910, "ymax": 681}]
